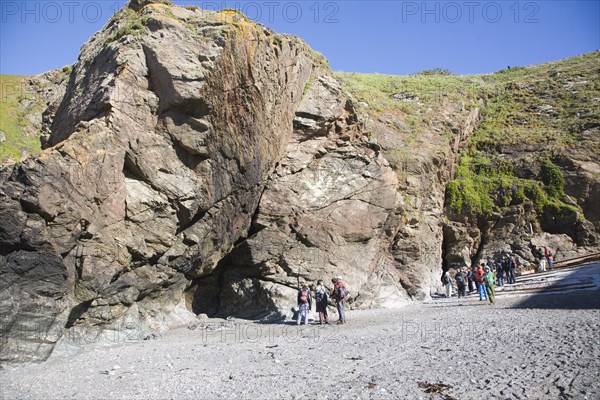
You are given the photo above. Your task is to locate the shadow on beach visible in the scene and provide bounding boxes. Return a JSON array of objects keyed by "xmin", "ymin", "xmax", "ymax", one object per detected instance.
[
  {"xmin": 511, "ymin": 289, "xmax": 600, "ymax": 310},
  {"xmin": 510, "ymin": 263, "xmax": 600, "ymax": 310}
]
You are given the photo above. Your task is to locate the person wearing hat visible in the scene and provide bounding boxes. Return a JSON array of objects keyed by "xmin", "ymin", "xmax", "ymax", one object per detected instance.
[
  {"xmin": 483, "ymin": 265, "xmax": 496, "ymax": 304},
  {"xmin": 331, "ymin": 276, "xmax": 348, "ymax": 324}
]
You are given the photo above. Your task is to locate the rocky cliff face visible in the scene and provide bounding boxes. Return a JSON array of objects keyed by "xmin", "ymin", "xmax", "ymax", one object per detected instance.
[
  {"xmin": 1, "ymin": 1, "xmax": 598, "ymax": 364},
  {"xmin": 1, "ymin": 1, "xmax": 312, "ymax": 362},
  {"xmin": 440, "ymin": 55, "xmax": 600, "ymax": 270},
  {"xmin": 0, "ymin": 1, "xmax": 404, "ymax": 363},
  {"xmin": 192, "ymin": 75, "xmax": 405, "ymax": 320},
  {"xmin": 337, "ymin": 52, "xmax": 599, "ymax": 280}
]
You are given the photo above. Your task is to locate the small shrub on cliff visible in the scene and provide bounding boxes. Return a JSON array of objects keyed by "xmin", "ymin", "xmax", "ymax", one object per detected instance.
[
  {"xmin": 114, "ymin": 19, "xmax": 145, "ymax": 42},
  {"xmin": 446, "ymin": 177, "xmax": 494, "ymax": 215},
  {"xmin": 540, "ymin": 158, "xmax": 565, "ymax": 198},
  {"xmin": 524, "ymin": 182, "xmax": 549, "ymax": 213},
  {"xmin": 511, "ymin": 184, "xmax": 526, "ymax": 204},
  {"xmin": 105, "ymin": 6, "xmax": 154, "ymax": 45},
  {"xmin": 308, "ymin": 48, "xmax": 330, "ymax": 70},
  {"xmin": 412, "ymin": 68, "xmax": 454, "ymax": 76},
  {"xmin": 447, "ymin": 153, "xmax": 498, "ymax": 215},
  {"xmin": 446, "ymin": 180, "xmax": 462, "ymax": 213}
]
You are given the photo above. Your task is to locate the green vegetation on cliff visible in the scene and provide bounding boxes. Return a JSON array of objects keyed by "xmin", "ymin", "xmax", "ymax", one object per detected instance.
[
  {"xmin": 473, "ymin": 53, "xmax": 599, "ymax": 151},
  {"xmin": 448, "ymin": 52, "xmax": 598, "ymax": 217},
  {"xmin": 0, "ymin": 75, "xmax": 40, "ymax": 164},
  {"xmin": 447, "ymin": 151, "xmax": 576, "ymax": 216},
  {"xmin": 336, "ymin": 51, "xmax": 599, "ymax": 220},
  {"xmin": 336, "ymin": 70, "xmax": 483, "ymax": 112}
]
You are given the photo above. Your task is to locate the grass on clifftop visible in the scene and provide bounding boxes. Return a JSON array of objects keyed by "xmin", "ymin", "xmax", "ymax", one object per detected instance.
[
  {"xmin": 0, "ymin": 75, "xmax": 41, "ymax": 164},
  {"xmin": 472, "ymin": 52, "xmax": 600, "ymax": 151},
  {"xmin": 335, "ymin": 70, "xmax": 486, "ymax": 113}
]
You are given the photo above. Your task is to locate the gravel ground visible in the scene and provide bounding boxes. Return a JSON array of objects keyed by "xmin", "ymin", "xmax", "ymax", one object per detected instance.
[{"xmin": 1, "ymin": 264, "xmax": 599, "ymax": 400}]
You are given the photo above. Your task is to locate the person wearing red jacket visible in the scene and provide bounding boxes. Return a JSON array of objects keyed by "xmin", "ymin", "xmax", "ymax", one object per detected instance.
[
  {"xmin": 475, "ymin": 264, "xmax": 488, "ymax": 301},
  {"xmin": 331, "ymin": 276, "xmax": 348, "ymax": 324}
]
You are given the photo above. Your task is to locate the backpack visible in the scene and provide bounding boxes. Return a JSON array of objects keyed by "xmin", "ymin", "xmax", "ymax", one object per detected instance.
[
  {"xmin": 336, "ymin": 284, "xmax": 347, "ymax": 300},
  {"xmin": 455, "ymin": 274, "xmax": 464, "ymax": 284},
  {"xmin": 300, "ymin": 289, "xmax": 309, "ymax": 303},
  {"xmin": 315, "ymin": 288, "xmax": 325, "ymax": 302},
  {"xmin": 441, "ymin": 275, "xmax": 449, "ymax": 285}
]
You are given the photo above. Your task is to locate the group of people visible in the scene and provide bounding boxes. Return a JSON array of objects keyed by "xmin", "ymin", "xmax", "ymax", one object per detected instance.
[
  {"xmin": 442, "ymin": 252, "xmax": 538, "ymax": 305},
  {"xmin": 537, "ymin": 247, "xmax": 555, "ymax": 271},
  {"xmin": 442, "ymin": 263, "xmax": 498, "ymax": 304},
  {"xmin": 296, "ymin": 276, "xmax": 349, "ymax": 325}
]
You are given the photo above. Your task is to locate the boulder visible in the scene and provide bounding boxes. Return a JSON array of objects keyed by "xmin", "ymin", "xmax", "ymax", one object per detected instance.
[{"xmin": 0, "ymin": 3, "xmax": 315, "ymax": 361}]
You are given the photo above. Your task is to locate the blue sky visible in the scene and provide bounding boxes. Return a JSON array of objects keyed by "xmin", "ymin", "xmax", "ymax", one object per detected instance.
[{"xmin": 1, "ymin": 1, "xmax": 599, "ymax": 76}]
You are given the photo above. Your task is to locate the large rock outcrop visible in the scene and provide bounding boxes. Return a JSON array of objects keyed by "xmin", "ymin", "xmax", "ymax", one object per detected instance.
[
  {"xmin": 0, "ymin": 1, "xmax": 407, "ymax": 363},
  {"xmin": 1, "ymin": 2, "xmax": 316, "ymax": 362},
  {"xmin": 376, "ymin": 105, "xmax": 482, "ymax": 299}
]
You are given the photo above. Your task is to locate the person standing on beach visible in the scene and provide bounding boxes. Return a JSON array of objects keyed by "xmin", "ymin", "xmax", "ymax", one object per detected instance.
[
  {"xmin": 442, "ymin": 271, "xmax": 453, "ymax": 298},
  {"xmin": 483, "ymin": 265, "xmax": 496, "ymax": 304},
  {"xmin": 496, "ymin": 260, "xmax": 504, "ymax": 286},
  {"xmin": 475, "ymin": 264, "xmax": 487, "ymax": 301},
  {"xmin": 331, "ymin": 276, "xmax": 348, "ymax": 324},
  {"xmin": 314, "ymin": 280, "xmax": 329, "ymax": 324},
  {"xmin": 538, "ymin": 255, "xmax": 547, "ymax": 272},
  {"xmin": 509, "ymin": 256, "xmax": 517, "ymax": 284},
  {"xmin": 467, "ymin": 267, "xmax": 475, "ymax": 293},
  {"xmin": 502, "ymin": 256, "xmax": 510, "ymax": 284},
  {"xmin": 455, "ymin": 270, "xmax": 467, "ymax": 298},
  {"xmin": 545, "ymin": 247, "xmax": 554, "ymax": 270},
  {"xmin": 296, "ymin": 284, "xmax": 312, "ymax": 325}
]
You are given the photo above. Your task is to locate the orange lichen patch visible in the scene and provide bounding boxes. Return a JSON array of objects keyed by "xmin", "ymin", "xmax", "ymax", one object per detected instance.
[
  {"xmin": 216, "ymin": 9, "xmax": 258, "ymax": 30},
  {"xmin": 217, "ymin": 9, "xmax": 246, "ymax": 20},
  {"xmin": 145, "ymin": 3, "xmax": 169, "ymax": 13},
  {"xmin": 217, "ymin": 12, "xmax": 267, "ymax": 61}
]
